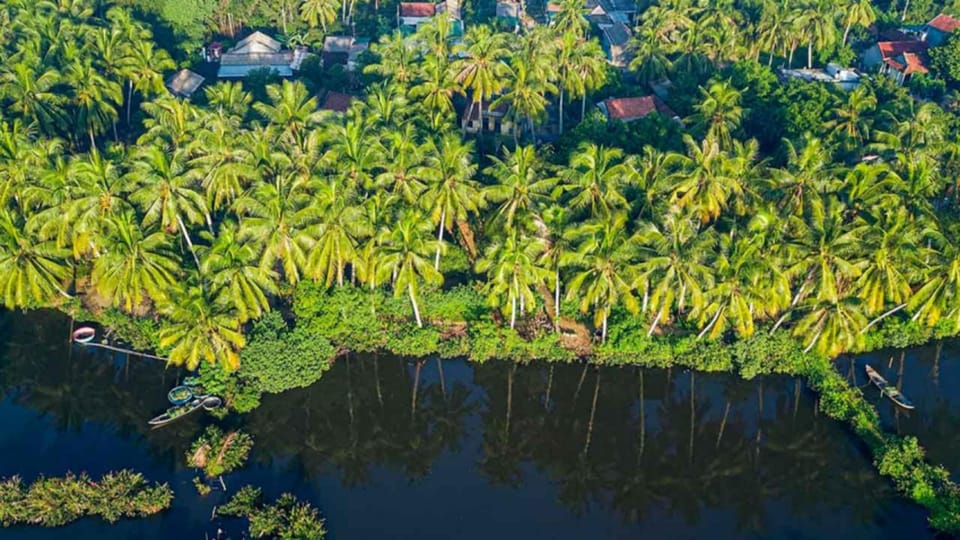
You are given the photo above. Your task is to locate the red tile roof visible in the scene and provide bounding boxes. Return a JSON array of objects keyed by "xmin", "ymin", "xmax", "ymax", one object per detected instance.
[
  {"xmin": 928, "ymin": 13, "xmax": 960, "ymax": 33},
  {"xmin": 885, "ymin": 52, "xmax": 928, "ymax": 75},
  {"xmin": 876, "ymin": 40, "xmax": 928, "ymax": 59},
  {"xmin": 321, "ymin": 91, "xmax": 354, "ymax": 113},
  {"xmin": 601, "ymin": 95, "xmax": 675, "ymax": 121},
  {"xmin": 400, "ymin": 2, "xmax": 436, "ymax": 17}
]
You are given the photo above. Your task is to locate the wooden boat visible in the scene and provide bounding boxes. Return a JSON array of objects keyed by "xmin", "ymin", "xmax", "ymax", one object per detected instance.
[
  {"xmin": 865, "ymin": 364, "xmax": 915, "ymax": 410},
  {"xmin": 148, "ymin": 395, "xmax": 222, "ymax": 426}
]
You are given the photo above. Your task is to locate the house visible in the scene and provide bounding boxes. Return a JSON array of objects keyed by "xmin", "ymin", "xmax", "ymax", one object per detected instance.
[
  {"xmin": 320, "ymin": 91, "xmax": 355, "ymax": 113},
  {"xmin": 600, "ymin": 23, "xmax": 632, "ymax": 68},
  {"xmin": 398, "ymin": 2, "xmax": 436, "ymax": 29},
  {"xmin": 322, "ymin": 36, "xmax": 370, "ymax": 71},
  {"xmin": 597, "ymin": 95, "xmax": 678, "ymax": 122},
  {"xmin": 496, "ymin": 0, "xmax": 522, "ymax": 27},
  {"xmin": 217, "ymin": 31, "xmax": 298, "ymax": 78},
  {"xmin": 861, "ymin": 40, "xmax": 927, "ymax": 70},
  {"xmin": 780, "ymin": 63, "xmax": 861, "ymax": 91},
  {"xmin": 880, "ymin": 51, "xmax": 928, "ymax": 85},
  {"xmin": 923, "ymin": 13, "xmax": 960, "ymax": 46},
  {"xmin": 461, "ymin": 100, "xmax": 512, "ymax": 135},
  {"xmin": 166, "ymin": 69, "xmax": 205, "ymax": 98},
  {"xmin": 585, "ymin": 0, "xmax": 633, "ymax": 26}
]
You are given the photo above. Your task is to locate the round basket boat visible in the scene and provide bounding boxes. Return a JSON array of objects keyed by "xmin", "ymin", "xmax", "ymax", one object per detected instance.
[
  {"xmin": 201, "ymin": 396, "xmax": 223, "ymax": 410},
  {"xmin": 167, "ymin": 385, "xmax": 195, "ymax": 406},
  {"xmin": 71, "ymin": 326, "xmax": 96, "ymax": 344}
]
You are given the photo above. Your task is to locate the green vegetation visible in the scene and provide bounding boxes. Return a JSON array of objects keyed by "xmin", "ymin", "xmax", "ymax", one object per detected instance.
[
  {"xmin": 218, "ymin": 486, "xmax": 326, "ymax": 539},
  {"xmin": 0, "ymin": 470, "xmax": 172, "ymax": 527},
  {"xmin": 4, "ymin": 0, "xmax": 960, "ymax": 533},
  {"xmin": 186, "ymin": 426, "xmax": 254, "ymax": 478}
]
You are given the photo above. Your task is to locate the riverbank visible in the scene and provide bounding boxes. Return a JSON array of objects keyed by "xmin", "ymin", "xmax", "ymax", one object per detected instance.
[{"xmin": 59, "ymin": 282, "xmax": 960, "ymax": 534}]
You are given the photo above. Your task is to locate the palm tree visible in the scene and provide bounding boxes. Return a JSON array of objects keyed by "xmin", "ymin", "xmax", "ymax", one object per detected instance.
[
  {"xmin": 191, "ymin": 116, "xmax": 257, "ymax": 212},
  {"xmin": 454, "ymin": 26, "xmax": 510, "ymax": 132},
  {"xmin": 565, "ymin": 213, "xmax": 640, "ymax": 342},
  {"xmin": 376, "ymin": 210, "xmax": 443, "ymax": 327},
  {"xmin": 300, "ymin": 0, "xmax": 340, "ymax": 31},
  {"xmin": 56, "ymin": 149, "xmax": 132, "ymax": 258},
  {"xmin": 90, "ymin": 212, "xmax": 179, "ymax": 313},
  {"xmin": 558, "ymin": 143, "xmax": 628, "ymax": 218},
  {"xmin": 476, "ymin": 231, "xmax": 549, "ymax": 329},
  {"xmin": 768, "ymin": 134, "xmax": 834, "ymax": 216},
  {"xmin": 364, "ymin": 31, "xmax": 419, "ymax": 86},
  {"xmin": 421, "ymin": 134, "xmax": 482, "ymax": 269},
  {"xmin": 826, "ymin": 85, "xmax": 876, "ymax": 149},
  {"xmin": 693, "ymin": 233, "xmax": 789, "ymax": 339},
  {"xmin": 539, "ymin": 205, "xmax": 574, "ymax": 326},
  {"xmin": 234, "ymin": 174, "xmax": 317, "ymax": 286},
  {"xmin": 840, "ymin": 0, "xmax": 875, "ymax": 46},
  {"xmin": 799, "ymin": 0, "xmax": 837, "ymax": 68},
  {"xmin": 908, "ymin": 228, "xmax": 960, "ymax": 332},
  {"xmin": 491, "ymin": 60, "xmax": 556, "ymax": 142},
  {"xmin": 562, "ymin": 37, "xmax": 608, "ymax": 121},
  {"xmin": 629, "ymin": 28, "xmax": 674, "ymax": 87},
  {"xmin": 410, "ymin": 55, "xmax": 460, "ymax": 131},
  {"xmin": 199, "ymin": 222, "xmax": 278, "ymax": 323},
  {"xmin": 793, "ymin": 294, "xmax": 867, "ymax": 355},
  {"xmin": 307, "ymin": 180, "xmax": 370, "ymax": 287},
  {"xmin": 484, "ymin": 145, "xmax": 555, "ymax": 232},
  {"xmin": 856, "ymin": 208, "xmax": 923, "ymax": 330},
  {"xmin": 687, "ymin": 81, "xmax": 744, "ymax": 149},
  {"xmin": 552, "ymin": 0, "xmax": 589, "ymax": 37},
  {"xmin": 671, "ymin": 135, "xmax": 741, "ymax": 224},
  {"xmin": 253, "ymin": 80, "xmax": 322, "ymax": 149},
  {"xmin": 127, "ymin": 146, "xmax": 209, "ymax": 268},
  {"xmin": 0, "ymin": 62, "xmax": 66, "ymax": 134},
  {"xmin": 375, "ymin": 125, "xmax": 426, "ymax": 204},
  {"xmin": 158, "ymin": 284, "xmax": 246, "ymax": 370},
  {"xmin": 0, "ymin": 210, "xmax": 71, "ymax": 308},
  {"xmin": 635, "ymin": 211, "xmax": 716, "ymax": 335},
  {"xmin": 64, "ymin": 58, "xmax": 123, "ymax": 147}
]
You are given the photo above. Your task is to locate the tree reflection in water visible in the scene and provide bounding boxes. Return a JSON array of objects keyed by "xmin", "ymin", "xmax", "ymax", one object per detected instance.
[{"xmin": 0, "ymin": 309, "xmax": 942, "ymax": 537}]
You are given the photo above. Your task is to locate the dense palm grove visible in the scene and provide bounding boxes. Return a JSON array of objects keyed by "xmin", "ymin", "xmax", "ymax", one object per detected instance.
[{"xmin": 2, "ymin": 0, "xmax": 960, "ymax": 374}]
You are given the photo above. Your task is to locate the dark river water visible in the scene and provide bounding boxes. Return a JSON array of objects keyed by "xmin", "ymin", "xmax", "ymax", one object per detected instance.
[{"xmin": 0, "ymin": 310, "xmax": 952, "ymax": 539}]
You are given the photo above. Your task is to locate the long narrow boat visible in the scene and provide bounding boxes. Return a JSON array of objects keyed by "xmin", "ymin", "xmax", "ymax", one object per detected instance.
[
  {"xmin": 148, "ymin": 396, "xmax": 222, "ymax": 426},
  {"xmin": 865, "ymin": 364, "xmax": 915, "ymax": 410}
]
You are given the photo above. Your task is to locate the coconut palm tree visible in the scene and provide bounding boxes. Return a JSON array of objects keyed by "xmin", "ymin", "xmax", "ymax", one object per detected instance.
[
  {"xmin": 375, "ymin": 124, "xmax": 426, "ymax": 204},
  {"xmin": 687, "ymin": 81, "xmax": 743, "ymax": 149},
  {"xmin": 375, "ymin": 210, "xmax": 443, "ymax": 327},
  {"xmin": 565, "ymin": 212, "xmax": 639, "ymax": 342},
  {"xmin": 91, "ymin": 212, "xmax": 179, "ymax": 312},
  {"xmin": 307, "ymin": 180, "xmax": 370, "ymax": 287},
  {"xmin": 199, "ymin": 222, "xmax": 278, "ymax": 323},
  {"xmin": 0, "ymin": 62, "xmax": 66, "ymax": 134},
  {"xmin": 364, "ymin": 30, "xmax": 419, "ymax": 86},
  {"xmin": 300, "ymin": 0, "xmax": 340, "ymax": 31},
  {"xmin": 908, "ymin": 228, "xmax": 960, "ymax": 332},
  {"xmin": 126, "ymin": 146, "xmax": 209, "ymax": 268},
  {"xmin": 454, "ymin": 26, "xmax": 510, "ymax": 131},
  {"xmin": 826, "ymin": 85, "xmax": 876, "ymax": 150},
  {"xmin": 234, "ymin": 174, "xmax": 317, "ymax": 285},
  {"xmin": 558, "ymin": 143, "xmax": 628, "ymax": 218},
  {"xmin": 484, "ymin": 145, "xmax": 555, "ymax": 232},
  {"xmin": 552, "ymin": 0, "xmax": 589, "ymax": 37},
  {"xmin": 840, "ymin": 0, "xmax": 875, "ymax": 46},
  {"xmin": 491, "ymin": 60, "xmax": 556, "ymax": 142},
  {"xmin": 635, "ymin": 210, "xmax": 716, "ymax": 335},
  {"xmin": 420, "ymin": 134, "xmax": 482, "ymax": 269},
  {"xmin": 476, "ymin": 231, "xmax": 549, "ymax": 329},
  {"xmin": 0, "ymin": 209, "xmax": 71, "ymax": 308},
  {"xmin": 254, "ymin": 80, "xmax": 322, "ymax": 150},
  {"xmin": 158, "ymin": 284, "xmax": 246, "ymax": 370},
  {"xmin": 410, "ymin": 54, "xmax": 460, "ymax": 131},
  {"xmin": 539, "ymin": 205, "xmax": 574, "ymax": 327},
  {"xmin": 856, "ymin": 207, "xmax": 924, "ymax": 330},
  {"xmin": 671, "ymin": 135, "xmax": 741, "ymax": 224},
  {"xmin": 64, "ymin": 58, "xmax": 123, "ymax": 147}
]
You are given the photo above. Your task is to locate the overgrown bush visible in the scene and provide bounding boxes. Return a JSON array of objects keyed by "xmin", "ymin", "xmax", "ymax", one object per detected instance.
[
  {"xmin": 186, "ymin": 426, "xmax": 253, "ymax": 478},
  {"xmin": 218, "ymin": 486, "xmax": 326, "ymax": 539},
  {"xmin": 240, "ymin": 312, "xmax": 336, "ymax": 394},
  {"xmin": 0, "ymin": 471, "xmax": 172, "ymax": 527}
]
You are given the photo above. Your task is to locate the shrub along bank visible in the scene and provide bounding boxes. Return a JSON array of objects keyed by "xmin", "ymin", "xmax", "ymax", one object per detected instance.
[{"xmin": 63, "ymin": 283, "xmax": 960, "ymax": 534}]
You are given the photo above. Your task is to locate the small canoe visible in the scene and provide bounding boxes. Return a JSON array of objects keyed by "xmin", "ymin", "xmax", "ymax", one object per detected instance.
[
  {"xmin": 149, "ymin": 398, "xmax": 204, "ymax": 426},
  {"xmin": 865, "ymin": 364, "xmax": 915, "ymax": 410},
  {"xmin": 72, "ymin": 326, "xmax": 96, "ymax": 344},
  {"xmin": 167, "ymin": 385, "xmax": 194, "ymax": 405}
]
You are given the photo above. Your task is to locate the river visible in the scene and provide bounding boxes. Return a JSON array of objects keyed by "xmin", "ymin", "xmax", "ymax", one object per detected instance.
[{"xmin": 0, "ymin": 309, "xmax": 950, "ymax": 539}]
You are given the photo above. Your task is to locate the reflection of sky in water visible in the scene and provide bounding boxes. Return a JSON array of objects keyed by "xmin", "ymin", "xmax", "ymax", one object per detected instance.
[
  {"xmin": 0, "ymin": 310, "xmax": 939, "ymax": 539},
  {"xmin": 851, "ymin": 341, "xmax": 960, "ymax": 481}
]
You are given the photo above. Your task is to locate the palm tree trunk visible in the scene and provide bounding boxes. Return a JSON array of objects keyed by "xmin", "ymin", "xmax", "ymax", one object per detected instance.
[
  {"xmin": 544, "ymin": 364, "xmax": 554, "ymax": 409},
  {"xmin": 554, "ymin": 267, "xmax": 561, "ymax": 331},
  {"xmin": 697, "ymin": 306, "xmax": 724, "ymax": 339},
  {"xmin": 581, "ymin": 93, "xmax": 587, "ymax": 121},
  {"xmin": 842, "ymin": 21, "xmax": 852, "ymax": 47},
  {"xmin": 510, "ymin": 294, "xmax": 517, "ymax": 329},
  {"xmin": 601, "ymin": 311, "xmax": 608, "ymax": 343},
  {"xmin": 647, "ymin": 309, "xmax": 663, "ymax": 336},
  {"xmin": 558, "ymin": 88, "xmax": 564, "ymax": 134},
  {"xmin": 435, "ymin": 208, "xmax": 445, "ymax": 270},
  {"xmin": 88, "ymin": 128, "xmax": 96, "ymax": 150},
  {"xmin": 410, "ymin": 360, "xmax": 422, "ymax": 417},
  {"xmin": 583, "ymin": 372, "xmax": 600, "ymax": 456},
  {"xmin": 807, "ymin": 41, "xmax": 813, "ymax": 69},
  {"xmin": 408, "ymin": 283, "xmax": 423, "ymax": 327},
  {"xmin": 177, "ymin": 216, "xmax": 202, "ymax": 269},
  {"xmin": 126, "ymin": 81, "xmax": 134, "ymax": 126},
  {"xmin": 860, "ymin": 303, "xmax": 906, "ymax": 334}
]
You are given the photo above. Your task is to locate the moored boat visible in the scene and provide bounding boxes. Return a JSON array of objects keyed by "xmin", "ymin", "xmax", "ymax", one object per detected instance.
[
  {"xmin": 167, "ymin": 385, "xmax": 194, "ymax": 405},
  {"xmin": 71, "ymin": 326, "xmax": 96, "ymax": 344},
  {"xmin": 864, "ymin": 364, "xmax": 915, "ymax": 410},
  {"xmin": 148, "ymin": 395, "xmax": 223, "ymax": 426}
]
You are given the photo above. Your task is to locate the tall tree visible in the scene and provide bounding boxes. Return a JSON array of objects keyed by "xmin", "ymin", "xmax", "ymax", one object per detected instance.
[{"xmin": 376, "ymin": 210, "xmax": 443, "ymax": 327}]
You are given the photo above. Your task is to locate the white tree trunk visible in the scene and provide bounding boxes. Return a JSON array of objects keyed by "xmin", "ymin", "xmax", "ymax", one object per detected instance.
[
  {"xmin": 434, "ymin": 209, "xmax": 445, "ymax": 270},
  {"xmin": 178, "ymin": 216, "xmax": 201, "ymax": 269},
  {"xmin": 409, "ymin": 283, "xmax": 423, "ymax": 327}
]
